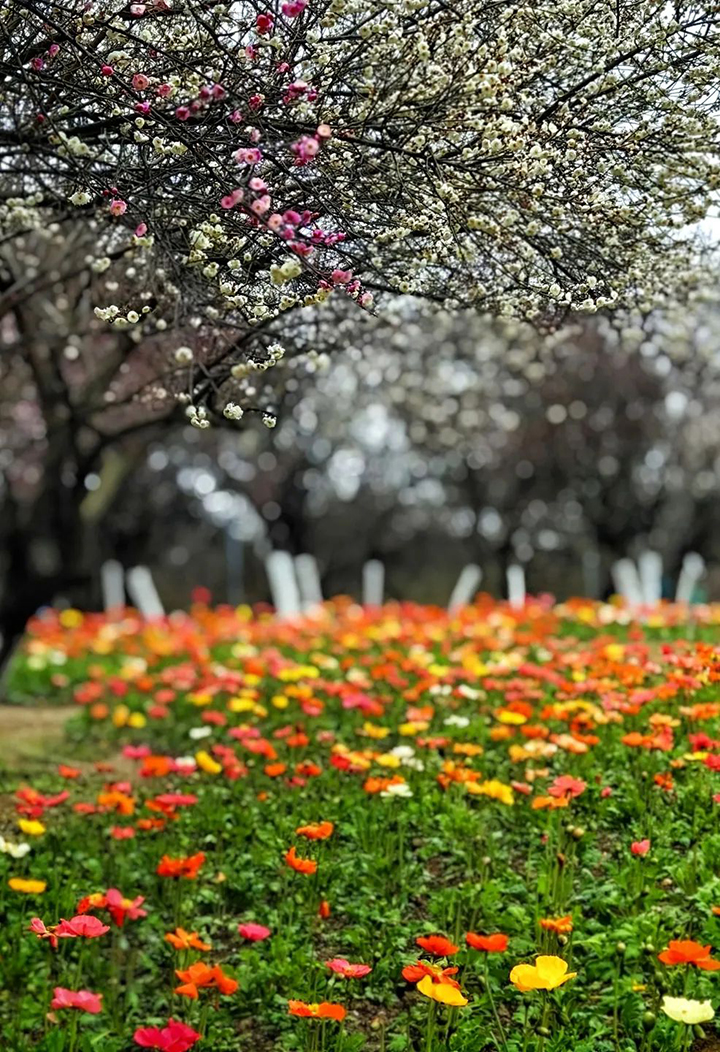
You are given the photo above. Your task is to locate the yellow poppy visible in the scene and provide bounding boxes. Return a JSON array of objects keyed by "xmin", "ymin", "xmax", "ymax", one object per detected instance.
[
  {"xmin": 417, "ymin": 975, "xmax": 468, "ymax": 1006},
  {"xmin": 510, "ymin": 956, "xmax": 577, "ymax": 992},
  {"xmin": 17, "ymin": 819, "xmax": 45, "ymax": 837},
  {"xmin": 467, "ymin": 779, "xmax": 515, "ymax": 806},
  {"xmin": 195, "ymin": 750, "xmax": 222, "ymax": 775},
  {"xmin": 9, "ymin": 877, "xmax": 47, "ymax": 894}
]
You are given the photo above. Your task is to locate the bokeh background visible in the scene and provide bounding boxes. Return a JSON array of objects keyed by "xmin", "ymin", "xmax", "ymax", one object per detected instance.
[{"xmin": 5, "ymin": 296, "xmax": 720, "ymax": 637}]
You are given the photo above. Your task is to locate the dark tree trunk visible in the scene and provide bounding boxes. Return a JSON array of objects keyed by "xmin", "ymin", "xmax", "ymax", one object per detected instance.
[{"xmin": 0, "ymin": 480, "xmax": 99, "ymax": 673}]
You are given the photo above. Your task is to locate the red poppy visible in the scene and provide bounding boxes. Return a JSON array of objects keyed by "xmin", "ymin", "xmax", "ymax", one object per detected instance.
[
  {"xmin": 134, "ymin": 1018, "xmax": 201, "ymax": 1050},
  {"xmin": 465, "ymin": 932, "xmax": 508, "ymax": 952},
  {"xmin": 110, "ymin": 826, "xmax": 136, "ymax": 840},
  {"xmin": 58, "ymin": 765, "xmax": 81, "ymax": 779},
  {"xmin": 416, "ymin": 934, "xmax": 459, "ymax": 957},
  {"xmin": 402, "ymin": 960, "xmax": 460, "ymax": 988}
]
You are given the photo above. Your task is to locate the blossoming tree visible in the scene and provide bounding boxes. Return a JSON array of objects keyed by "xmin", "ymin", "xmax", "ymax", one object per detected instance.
[{"xmin": 3, "ymin": 0, "xmax": 718, "ymax": 348}]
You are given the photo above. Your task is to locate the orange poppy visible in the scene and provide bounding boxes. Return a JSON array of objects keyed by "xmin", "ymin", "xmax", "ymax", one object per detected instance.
[
  {"xmin": 97, "ymin": 790, "xmax": 135, "ymax": 815},
  {"xmin": 532, "ymin": 795, "xmax": 569, "ymax": 811},
  {"xmin": 658, "ymin": 941, "xmax": 720, "ymax": 970},
  {"xmin": 295, "ymin": 821, "xmax": 334, "ymax": 840},
  {"xmin": 175, "ymin": 962, "xmax": 238, "ymax": 998},
  {"xmin": 156, "ymin": 852, "xmax": 206, "ymax": 880},
  {"xmin": 165, "ymin": 927, "xmax": 212, "ymax": 951},
  {"xmin": 540, "ymin": 916, "xmax": 573, "ymax": 935},
  {"xmin": 288, "ymin": 1000, "xmax": 346, "ymax": 1021},
  {"xmin": 285, "ymin": 846, "xmax": 317, "ymax": 875}
]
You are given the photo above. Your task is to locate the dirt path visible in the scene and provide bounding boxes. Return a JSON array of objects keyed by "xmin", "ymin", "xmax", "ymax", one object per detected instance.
[{"xmin": 0, "ymin": 704, "xmax": 79, "ymax": 769}]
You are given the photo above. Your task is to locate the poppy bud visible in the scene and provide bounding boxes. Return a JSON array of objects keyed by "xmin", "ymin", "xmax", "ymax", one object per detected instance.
[
  {"xmin": 572, "ymin": 826, "xmax": 585, "ymax": 839},
  {"xmin": 661, "ymin": 877, "xmax": 673, "ymax": 889},
  {"xmin": 556, "ymin": 852, "xmax": 566, "ymax": 868},
  {"xmin": 616, "ymin": 942, "xmax": 626, "ymax": 955},
  {"xmin": 643, "ymin": 943, "xmax": 655, "ymax": 954},
  {"xmin": 642, "ymin": 1012, "xmax": 656, "ymax": 1031},
  {"xmin": 482, "ymin": 856, "xmax": 491, "ymax": 867},
  {"xmin": 537, "ymin": 1026, "xmax": 552, "ymax": 1038},
  {"xmin": 558, "ymin": 934, "xmax": 568, "ymax": 946}
]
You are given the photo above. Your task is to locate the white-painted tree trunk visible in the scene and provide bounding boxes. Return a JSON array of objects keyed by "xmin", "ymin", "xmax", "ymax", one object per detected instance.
[
  {"xmin": 100, "ymin": 559, "xmax": 125, "ymax": 612},
  {"xmin": 126, "ymin": 566, "xmax": 165, "ymax": 618},
  {"xmin": 448, "ymin": 564, "xmax": 482, "ymax": 613},
  {"xmin": 675, "ymin": 552, "xmax": 705, "ymax": 604},
  {"xmin": 507, "ymin": 564, "xmax": 526, "ymax": 610},
  {"xmin": 611, "ymin": 558, "xmax": 644, "ymax": 608},
  {"xmin": 265, "ymin": 550, "xmax": 301, "ymax": 618},
  {"xmin": 638, "ymin": 550, "xmax": 662, "ymax": 607},
  {"xmin": 362, "ymin": 560, "xmax": 384, "ymax": 607},
  {"xmin": 294, "ymin": 553, "xmax": 323, "ymax": 612}
]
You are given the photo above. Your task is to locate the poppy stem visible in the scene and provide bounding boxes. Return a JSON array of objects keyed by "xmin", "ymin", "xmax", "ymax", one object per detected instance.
[
  {"xmin": 484, "ymin": 957, "xmax": 509, "ymax": 1052},
  {"xmin": 521, "ymin": 1000, "xmax": 530, "ymax": 1052},
  {"xmin": 537, "ymin": 991, "xmax": 549, "ymax": 1052},
  {"xmin": 68, "ymin": 1010, "xmax": 79, "ymax": 1052},
  {"xmin": 425, "ymin": 998, "xmax": 436, "ymax": 1052}
]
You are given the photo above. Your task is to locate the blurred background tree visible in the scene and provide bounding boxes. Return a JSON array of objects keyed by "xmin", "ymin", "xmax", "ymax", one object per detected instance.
[{"xmin": 16, "ymin": 300, "xmax": 715, "ymax": 618}]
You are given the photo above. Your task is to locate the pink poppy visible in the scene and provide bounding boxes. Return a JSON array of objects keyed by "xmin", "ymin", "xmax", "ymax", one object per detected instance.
[
  {"xmin": 50, "ymin": 988, "xmax": 103, "ymax": 1013},
  {"xmin": 325, "ymin": 957, "xmax": 372, "ymax": 978},
  {"xmin": 55, "ymin": 915, "xmax": 110, "ymax": 938},
  {"xmin": 238, "ymin": 922, "xmax": 271, "ymax": 941},
  {"xmin": 29, "ymin": 917, "xmax": 59, "ymax": 949},
  {"xmin": 548, "ymin": 775, "xmax": 587, "ymax": 799}
]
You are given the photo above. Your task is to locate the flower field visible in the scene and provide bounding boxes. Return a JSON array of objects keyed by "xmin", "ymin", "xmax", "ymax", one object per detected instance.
[{"xmin": 3, "ymin": 596, "xmax": 720, "ymax": 1052}]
